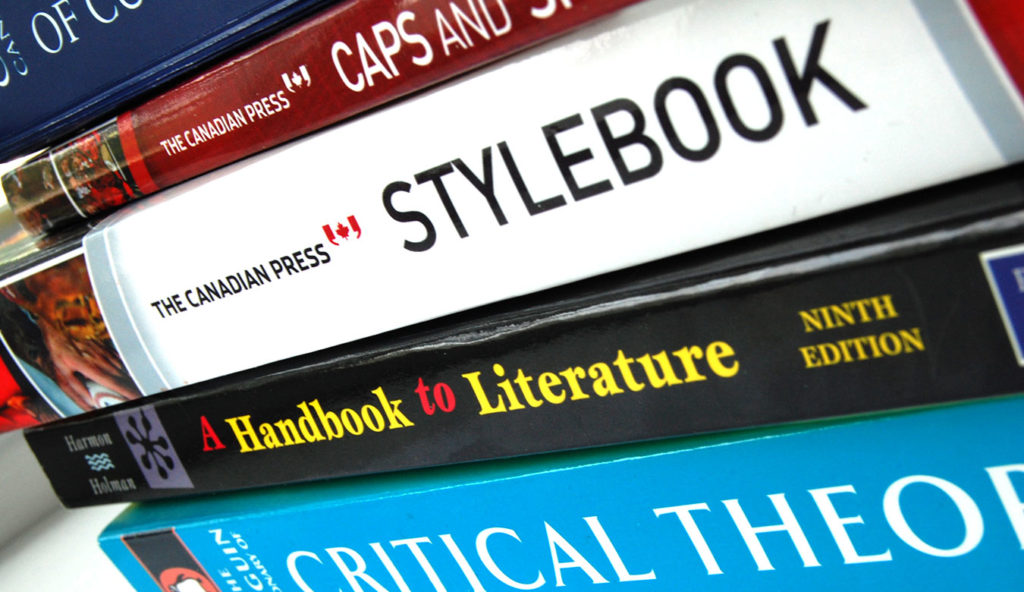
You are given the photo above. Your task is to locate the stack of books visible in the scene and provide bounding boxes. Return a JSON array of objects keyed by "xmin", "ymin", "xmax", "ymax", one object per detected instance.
[{"xmin": 0, "ymin": 0, "xmax": 1022, "ymax": 589}]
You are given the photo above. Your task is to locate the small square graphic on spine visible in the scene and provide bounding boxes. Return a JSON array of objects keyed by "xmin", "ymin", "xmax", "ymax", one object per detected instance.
[
  {"xmin": 114, "ymin": 405, "xmax": 193, "ymax": 489},
  {"xmin": 981, "ymin": 244, "xmax": 1024, "ymax": 366}
]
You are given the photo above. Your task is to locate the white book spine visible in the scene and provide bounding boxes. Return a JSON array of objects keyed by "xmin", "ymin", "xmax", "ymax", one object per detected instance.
[{"xmin": 77, "ymin": 0, "xmax": 1024, "ymax": 393}]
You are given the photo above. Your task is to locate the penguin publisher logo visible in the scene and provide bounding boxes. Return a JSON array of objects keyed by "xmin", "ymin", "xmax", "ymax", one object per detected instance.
[
  {"xmin": 161, "ymin": 567, "xmax": 219, "ymax": 592},
  {"xmin": 123, "ymin": 529, "xmax": 220, "ymax": 592}
]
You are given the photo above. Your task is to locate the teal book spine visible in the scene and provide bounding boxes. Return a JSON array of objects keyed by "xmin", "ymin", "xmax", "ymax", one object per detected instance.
[{"xmin": 100, "ymin": 394, "xmax": 1024, "ymax": 591}]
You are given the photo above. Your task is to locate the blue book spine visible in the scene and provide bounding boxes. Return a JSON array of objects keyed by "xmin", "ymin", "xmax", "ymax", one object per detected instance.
[
  {"xmin": 0, "ymin": 0, "xmax": 336, "ymax": 162},
  {"xmin": 100, "ymin": 394, "xmax": 1024, "ymax": 591}
]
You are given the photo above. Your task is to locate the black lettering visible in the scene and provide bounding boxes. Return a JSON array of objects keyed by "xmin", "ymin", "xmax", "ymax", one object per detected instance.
[
  {"xmin": 774, "ymin": 20, "xmax": 867, "ymax": 126},
  {"xmin": 592, "ymin": 98, "xmax": 663, "ymax": 185},
  {"xmin": 292, "ymin": 250, "xmax": 310, "ymax": 271},
  {"xmin": 715, "ymin": 54, "xmax": 783, "ymax": 142},
  {"xmin": 497, "ymin": 141, "xmax": 565, "ymax": 215},
  {"xmin": 255, "ymin": 264, "xmax": 272, "ymax": 284},
  {"xmin": 415, "ymin": 162, "xmax": 467, "ymax": 238},
  {"xmin": 314, "ymin": 243, "xmax": 331, "ymax": 264},
  {"xmin": 452, "ymin": 147, "xmax": 508, "ymax": 226},
  {"xmin": 543, "ymin": 113, "xmax": 613, "ymax": 200},
  {"xmin": 654, "ymin": 77, "xmax": 721, "ymax": 161},
  {"xmin": 382, "ymin": 180, "xmax": 436, "ymax": 252},
  {"xmin": 281, "ymin": 256, "xmax": 300, "ymax": 275},
  {"xmin": 303, "ymin": 247, "xmax": 320, "ymax": 268}
]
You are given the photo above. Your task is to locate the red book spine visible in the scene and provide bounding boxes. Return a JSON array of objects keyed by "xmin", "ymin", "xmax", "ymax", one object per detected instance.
[
  {"xmin": 2, "ymin": 0, "xmax": 641, "ymax": 234},
  {"xmin": 967, "ymin": 0, "xmax": 1024, "ymax": 94}
]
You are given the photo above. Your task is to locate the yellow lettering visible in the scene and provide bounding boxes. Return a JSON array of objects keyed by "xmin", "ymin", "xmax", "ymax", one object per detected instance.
[
  {"xmin": 588, "ymin": 362, "xmax": 622, "ymax": 397},
  {"xmin": 612, "ymin": 350, "xmax": 646, "ymax": 392},
  {"xmin": 872, "ymin": 294, "xmax": 899, "ymax": 321},
  {"xmin": 224, "ymin": 415, "xmax": 266, "ymax": 453},
  {"xmin": 493, "ymin": 364, "xmax": 526, "ymax": 411},
  {"xmin": 799, "ymin": 310, "xmax": 825, "ymax": 333},
  {"xmin": 296, "ymin": 401, "xmax": 326, "ymax": 443},
  {"xmin": 463, "ymin": 371, "xmax": 507, "ymax": 414},
  {"xmin": 706, "ymin": 341, "xmax": 739, "ymax": 377},
  {"xmin": 559, "ymin": 366, "xmax": 591, "ymax": 400},
  {"xmin": 514, "ymin": 368, "xmax": 544, "ymax": 408},
  {"xmin": 538, "ymin": 372, "xmax": 566, "ymax": 404},
  {"xmin": 259, "ymin": 423, "xmax": 284, "ymax": 449},
  {"xmin": 635, "ymin": 351, "xmax": 684, "ymax": 388},
  {"xmin": 671, "ymin": 346, "xmax": 707, "ymax": 382},
  {"xmin": 273, "ymin": 419, "xmax": 304, "ymax": 446},
  {"xmin": 799, "ymin": 345, "xmax": 821, "ymax": 368},
  {"xmin": 899, "ymin": 327, "xmax": 925, "ymax": 352}
]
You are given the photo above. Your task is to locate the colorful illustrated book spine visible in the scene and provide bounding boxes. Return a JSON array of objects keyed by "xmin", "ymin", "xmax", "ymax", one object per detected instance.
[
  {"xmin": 22, "ymin": 164, "xmax": 1024, "ymax": 505},
  {"xmin": 0, "ymin": 0, "xmax": 645, "ymax": 234},
  {"xmin": 0, "ymin": 0, "xmax": 343, "ymax": 164},
  {"xmin": 98, "ymin": 393, "xmax": 1024, "ymax": 591}
]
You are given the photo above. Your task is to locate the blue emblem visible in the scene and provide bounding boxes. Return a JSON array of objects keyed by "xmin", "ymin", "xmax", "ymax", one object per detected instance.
[{"xmin": 981, "ymin": 244, "xmax": 1024, "ymax": 366}]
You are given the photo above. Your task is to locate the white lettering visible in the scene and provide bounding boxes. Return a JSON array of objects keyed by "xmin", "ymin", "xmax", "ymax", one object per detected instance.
[
  {"xmin": 31, "ymin": 12, "xmax": 63, "ymax": 53},
  {"xmin": 883, "ymin": 475, "xmax": 984, "ymax": 557},
  {"xmin": 477, "ymin": 527, "xmax": 544, "ymax": 590},
  {"xmin": 530, "ymin": 0, "xmax": 572, "ymax": 19},
  {"xmin": 397, "ymin": 11, "xmax": 432, "ymax": 67},
  {"xmin": 986, "ymin": 464, "xmax": 1024, "ymax": 549},
  {"xmin": 84, "ymin": 0, "xmax": 117, "ymax": 23},
  {"xmin": 285, "ymin": 551, "xmax": 321, "ymax": 592},
  {"xmin": 331, "ymin": 41, "xmax": 364, "ymax": 92},
  {"xmin": 809, "ymin": 485, "xmax": 892, "ymax": 564},
  {"xmin": 584, "ymin": 516, "xmax": 656, "ymax": 581},
  {"xmin": 545, "ymin": 522, "xmax": 608, "ymax": 586},
  {"xmin": 370, "ymin": 21, "xmax": 402, "ymax": 78},
  {"xmin": 368, "ymin": 543, "xmax": 411, "ymax": 592},
  {"xmin": 390, "ymin": 537, "xmax": 444, "ymax": 591},
  {"xmin": 325, "ymin": 547, "xmax": 390, "ymax": 592},
  {"xmin": 723, "ymin": 494, "xmax": 821, "ymax": 570},
  {"xmin": 653, "ymin": 503, "xmax": 723, "ymax": 575}
]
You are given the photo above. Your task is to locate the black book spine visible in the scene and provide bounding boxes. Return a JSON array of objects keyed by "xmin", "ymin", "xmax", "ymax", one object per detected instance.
[{"xmin": 24, "ymin": 188, "xmax": 1024, "ymax": 507}]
